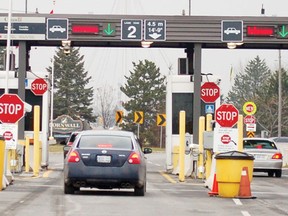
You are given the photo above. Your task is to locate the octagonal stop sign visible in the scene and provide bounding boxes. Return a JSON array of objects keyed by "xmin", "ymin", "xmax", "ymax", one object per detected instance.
[
  {"xmin": 215, "ymin": 104, "xmax": 239, "ymax": 127},
  {"xmin": 31, "ymin": 78, "xmax": 48, "ymax": 96},
  {"xmin": 201, "ymin": 82, "xmax": 220, "ymax": 103},
  {"xmin": 0, "ymin": 94, "xmax": 25, "ymax": 123}
]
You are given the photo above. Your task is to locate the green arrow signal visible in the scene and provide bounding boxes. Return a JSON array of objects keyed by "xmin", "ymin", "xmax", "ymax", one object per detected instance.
[
  {"xmin": 278, "ymin": 25, "xmax": 288, "ymax": 38},
  {"xmin": 104, "ymin": 23, "xmax": 115, "ymax": 36}
]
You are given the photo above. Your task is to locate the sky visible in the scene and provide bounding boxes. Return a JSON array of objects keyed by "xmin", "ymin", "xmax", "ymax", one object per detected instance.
[{"xmin": 1, "ymin": 0, "xmax": 288, "ymax": 99}]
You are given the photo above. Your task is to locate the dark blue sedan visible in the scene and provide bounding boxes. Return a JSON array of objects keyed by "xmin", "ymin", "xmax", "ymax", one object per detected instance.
[{"xmin": 64, "ymin": 130, "xmax": 152, "ymax": 196}]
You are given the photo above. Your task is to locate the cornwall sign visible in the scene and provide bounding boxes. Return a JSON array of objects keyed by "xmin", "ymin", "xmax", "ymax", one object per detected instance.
[{"xmin": 52, "ymin": 115, "xmax": 83, "ymax": 133}]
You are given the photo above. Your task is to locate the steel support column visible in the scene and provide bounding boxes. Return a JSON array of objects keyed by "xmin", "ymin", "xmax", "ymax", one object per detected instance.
[
  {"xmin": 18, "ymin": 41, "xmax": 27, "ymax": 139},
  {"xmin": 193, "ymin": 43, "xmax": 202, "ymax": 144}
]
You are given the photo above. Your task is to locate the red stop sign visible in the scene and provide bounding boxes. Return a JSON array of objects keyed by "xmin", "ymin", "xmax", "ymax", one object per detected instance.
[
  {"xmin": 201, "ymin": 82, "xmax": 220, "ymax": 103},
  {"xmin": 3, "ymin": 131, "xmax": 13, "ymax": 140},
  {"xmin": 244, "ymin": 115, "xmax": 256, "ymax": 124},
  {"xmin": 31, "ymin": 78, "xmax": 48, "ymax": 96},
  {"xmin": 215, "ymin": 104, "xmax": 239, "ymax": 127},
  {"xmin": 0, "ymin": 94, "xmax": 25, "ymax": 124},
  {"xmin": 221, "ymin": 134, "xmax": 231, "ymax": 144}
]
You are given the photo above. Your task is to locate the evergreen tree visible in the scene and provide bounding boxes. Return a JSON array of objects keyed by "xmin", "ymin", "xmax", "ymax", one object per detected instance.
[
  {"xmin": 257, "ymin": 69, "xmax": 288, "ymax": 136},
  {"xmin": 226, "ymin": 56, "xmax": 281, "ymax": 135},
  {"xmin": 120, "ymin": 60, "xmax": 166, "ymax": 146},
  {"xmin": 47, "ymin": 47, "xmax": 96, "ymax": 122},
  {"xmin": 226, "ymin": 56, "xmax": 271, "ymax": 109}
]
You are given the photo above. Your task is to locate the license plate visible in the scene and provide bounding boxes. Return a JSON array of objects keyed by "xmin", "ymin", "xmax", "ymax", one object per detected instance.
[
  {"xmin": 254, "ymin": 154, "xmax": 266, "ymax": 160},
  {"xmin": 97, "ymin": 155, "xmax": 111, "ymax": 163}
]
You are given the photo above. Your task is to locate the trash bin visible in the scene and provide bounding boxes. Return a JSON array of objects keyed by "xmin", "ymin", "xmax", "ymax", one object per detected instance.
[{"xmin": 215, "ymin": 151, "xmax": 254, "ymax": 198}]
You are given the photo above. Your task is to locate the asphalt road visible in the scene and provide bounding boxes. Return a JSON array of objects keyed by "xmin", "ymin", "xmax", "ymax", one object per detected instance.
[{"xmin": 0, "ymin": 151, "xmax": 287, "ymax": 216}]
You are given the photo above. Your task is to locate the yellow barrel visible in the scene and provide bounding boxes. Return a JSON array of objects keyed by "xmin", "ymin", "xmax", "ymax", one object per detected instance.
[{"xmin": 215, "ymin": 151, "xmax": 254, "ymax": 198}]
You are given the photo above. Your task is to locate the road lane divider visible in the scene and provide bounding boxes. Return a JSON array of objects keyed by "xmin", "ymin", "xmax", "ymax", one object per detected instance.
[{"xmin": 160, "ymin": 171, "xmax": 177, "ymax": 184}]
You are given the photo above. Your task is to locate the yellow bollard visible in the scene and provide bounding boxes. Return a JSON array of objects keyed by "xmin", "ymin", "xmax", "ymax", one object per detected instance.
[
  {"xmin": 0, "ymin": 137, "xmax": 5, "ymax": 191},
  {"xmin": 33, "ymin": 105, "xmax": 40, "ymax": 176},
  {"xmin": 197, "ymin": 116, "xmax": 205, "ymax": 179},
  {"xmin": 205, "ymin": 114, "xmax": 213, "ymax": 179},
  {"xmin": 237, "ymin": 115, "xmax": 244, "ymax": 152},
  {"xmin": 25, "ymin": 136, "xmax": 30, "ymax": 173},
  {"xmin": 7, "ymin": 150, "xmax": 11, "ymax": 172},
  {"xmin": 179, "ymin": 111, "xmax": 186, "ymax": 182},
  {"xmin": 172, "ymin": 146, "xmax": 179, "ymax": 170}
]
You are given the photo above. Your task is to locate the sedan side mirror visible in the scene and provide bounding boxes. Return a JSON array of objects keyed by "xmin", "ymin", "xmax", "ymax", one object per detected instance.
[{"xmin": 143, "ymin": 148, "xmax": 152, "ymax": 154}]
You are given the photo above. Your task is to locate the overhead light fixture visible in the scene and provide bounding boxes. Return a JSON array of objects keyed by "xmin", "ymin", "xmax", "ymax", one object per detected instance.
[
  {"xmin": 62, "ymin": 40, "xmax": 71, "ymax": 47},
  {"xmin": 227, "ymin": 43, "xmax": 237, "ymax": 49},
  {"xmin": 141, "ymin": 41, "xmax": 153, "ymax": 48},
  {"xmin": 62, "ymin": 40, "xmax": 71, "ymax": 55},
  {"xmin": 227, "ymin": 42, "xmax": 244, "ymax": 49}
]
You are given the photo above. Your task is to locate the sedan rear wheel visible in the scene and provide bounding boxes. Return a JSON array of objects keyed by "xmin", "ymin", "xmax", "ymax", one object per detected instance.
[
  {"xmin": 134, "ymin": 184, "xmax": 145, "ymax": 196},
  {"xmin": 64, "ymin": 183, "xmax": 76, "ymax": 194},
  {"xmin": 275, "ymin": 170, "xmax": 282, "ymax": 178},
  {"xmin": 268, "ymin": 171, "xmax": 274, "ymax": 177}
]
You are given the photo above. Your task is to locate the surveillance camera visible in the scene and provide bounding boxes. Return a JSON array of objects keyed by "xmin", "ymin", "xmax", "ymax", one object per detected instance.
[
  {"xmin": 216, "ymin": 78, "xmax": 221, "ymax": 85},
  {"xmin": 63, "ymin": 45, "xmax": 71, "ymax": 55},
  {"xmin": 64, "ymin": 50, "xmax": 70, "ymax": 55}
]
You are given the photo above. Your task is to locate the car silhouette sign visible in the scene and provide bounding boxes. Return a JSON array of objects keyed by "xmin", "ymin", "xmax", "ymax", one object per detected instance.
[
  {"xmin": 221, "ymin": 20, "xmax": 243, "ymax": 42},
  {"xmin": 224, "ymin": 27, "xmax": 240, "ymax": 35},
  {"xmin": 47, "ymin": 18, "xmax": 68, "ymax": 40},
  {"xmin": 49, "ymin": 25, "xmax": 66, "ymax": 33}
]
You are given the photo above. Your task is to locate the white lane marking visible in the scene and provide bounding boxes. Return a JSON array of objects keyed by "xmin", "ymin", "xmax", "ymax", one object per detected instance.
[
  {"xmin": 233, "ymin": 198, "xmax": 243, "ymax": 205},
  {"xmin": 241, "ymin": 211, "xmax": 251, "ymax": 216}
]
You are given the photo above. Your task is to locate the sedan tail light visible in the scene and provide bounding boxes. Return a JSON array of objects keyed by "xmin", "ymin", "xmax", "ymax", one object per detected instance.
[
  {"xmin": 128, "ymin": 152, "xmax": 141, "ymax": 164},
  {"xmin": 272, "ymin": 153, "xmax": 282, "ymax": 159},
  {"xmin": 68, "ymin": 150, "xmax": 80, "ymax": 163}
]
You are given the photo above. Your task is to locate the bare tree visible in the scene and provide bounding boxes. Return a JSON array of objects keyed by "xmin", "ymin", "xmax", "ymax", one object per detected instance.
[{"xmin": 95, "ymin": 85, "xmax": 117, "ymax": 129}]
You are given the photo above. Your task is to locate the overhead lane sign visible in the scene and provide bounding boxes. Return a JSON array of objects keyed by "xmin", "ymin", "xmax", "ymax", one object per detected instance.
[
  {"xmin": 144, "ymin": 20, "xmax": 166, "ymax": 41},
  {"xmin": 221, "ymin": 20, "xmax": 243, "ymax": 42},
  {"xmin": 277, "ymin": 25, "xmax": 288, "ymax": 38},
  {"xmin": 121, "ymin": 19, "xmax": 142, "ymax": 41},
  {"xmin": 47, "ymin": 18, "xmax": 68, "ymax": 40},
  {"xmin": 0, "ymin": 17, "xmax": 46, "ymax": 40}
]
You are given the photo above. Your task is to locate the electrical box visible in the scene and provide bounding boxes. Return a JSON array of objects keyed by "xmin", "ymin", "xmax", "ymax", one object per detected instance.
[{"xmin": 203, "ymin": 131, "xmax": 214, "ymax": 149}]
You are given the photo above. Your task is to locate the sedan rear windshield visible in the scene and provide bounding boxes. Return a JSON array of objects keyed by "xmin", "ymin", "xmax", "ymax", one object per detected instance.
[
  {"xmin": 243, "ymin": 140, "xmax": 277, "ymax": 149},
  {"xmin": 77, "ymin": 135, "xmax": 133, "ymax": 150}
]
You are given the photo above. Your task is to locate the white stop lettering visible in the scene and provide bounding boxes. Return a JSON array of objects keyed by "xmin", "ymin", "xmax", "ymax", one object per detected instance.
[
  {"xmin": 216, "ymin": 111, "xmax": 238, "ymax": 121},
  {"xmin": 0, "ymin": 103, "xmax": 22, "ymax": 115}
]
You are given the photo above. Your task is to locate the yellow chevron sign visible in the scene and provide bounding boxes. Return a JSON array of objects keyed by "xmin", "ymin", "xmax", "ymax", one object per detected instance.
[
  {"xmin": 247, "ymin": 131, "xmax": 255, "ymax": 138},
  {"xmin": 134, "ymin": 111, "xmax": 144, "ymax": 124},
  {"xmin": 157, "ymin": 114, "xmax": 166, "ymax": 126},
  {"xmin": 115, "ymin": 111, "xmax": 123, "ymax": 124}
]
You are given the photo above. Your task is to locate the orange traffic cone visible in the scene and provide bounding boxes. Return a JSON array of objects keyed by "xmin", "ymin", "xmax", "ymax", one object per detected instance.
[
  {"xmin": 237, "ymin": 167, "xmax": 254, "ymax": 199},
  {"xmin": 208, "ymin": 173, "xmax": 218, "ymax": 196}
]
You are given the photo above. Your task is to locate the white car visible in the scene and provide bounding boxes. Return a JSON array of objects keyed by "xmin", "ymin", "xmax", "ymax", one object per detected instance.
[
  {"xmin": 224, "ymin": 27, "xmax": 240, "ymax": 35},
  {"xmin": 49, "ymin": 25, "xmax": 66, "ymax": 33}
]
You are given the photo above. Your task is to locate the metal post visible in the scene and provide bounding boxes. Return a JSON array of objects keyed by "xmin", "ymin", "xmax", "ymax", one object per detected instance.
[
  {"xmin": 5, "ymin": 0, "xmax": 12, "ymax": 93},
  {"xmin": 188, "ymin": 0, "xmax": 191, "ymax": 16},
  {"xmin": 193, "ymin": 44, "xmax": 202, "ymax": 144},
  {"xmin": 50, "ymin": 58, "xmax": 54, "ymax": 138},
  {"xmin": 25, "ymin": 0, "xmax": 28, "ymax": 13},
  {"xmin": 159, "ymin": 126, "xmax": 163, "ymax": 148},
  {"xmin": 18, "ymin": 42, "xmax": 27, "ymax": 140},
  {"xmin": 278, "ymin": 50, "xmax": 282, "ymax": 137},
  {"xmin": 137, "ymin": 123, "xmax": 140, "ymax": 138}
]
